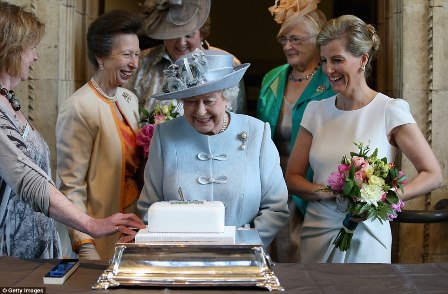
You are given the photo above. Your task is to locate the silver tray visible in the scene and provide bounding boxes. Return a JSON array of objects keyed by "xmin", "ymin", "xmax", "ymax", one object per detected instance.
[{"xmin": 92, "ymin": 229, "xmax": 284, "ymax": 291}]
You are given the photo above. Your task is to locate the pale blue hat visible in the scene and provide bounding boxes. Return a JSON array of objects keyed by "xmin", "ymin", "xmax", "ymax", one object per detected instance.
[{"xmin": 153, "ymin": 49, "xmax": 250, "ymax": 100}]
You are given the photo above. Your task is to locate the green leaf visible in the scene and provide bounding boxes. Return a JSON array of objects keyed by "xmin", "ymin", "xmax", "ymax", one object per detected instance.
[
  {"xmin": 352, "ymin": 184, "xmax": 361, "ymax": 197},
  {"xmin": 386, "ymin": 190, "xmax": 399, "ymax": 204},
  {"xmin": 348, "ymin": 165, "xmax": 355, "ymax": 179},
  {"xmin": 398, "ymin": 183, "xmax": 405, "ymax": 194},
  {"xmin": 343, "ymin": 180, "xmax": 354, "ymax": 196}
]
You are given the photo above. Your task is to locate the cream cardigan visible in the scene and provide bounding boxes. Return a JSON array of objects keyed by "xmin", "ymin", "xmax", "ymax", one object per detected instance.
[{"xmin": 56, "ymin": 82, "xmax": 140, "ymax": 259}]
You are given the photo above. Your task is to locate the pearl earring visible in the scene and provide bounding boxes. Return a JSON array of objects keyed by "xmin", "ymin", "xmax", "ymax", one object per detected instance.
[{"xmin": 360, "ymin": 65, "xmax": 365, "ymax": 72}]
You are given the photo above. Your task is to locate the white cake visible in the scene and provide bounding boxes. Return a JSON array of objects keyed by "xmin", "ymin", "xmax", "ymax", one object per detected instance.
[{"xmin": 147, "ymin": 200, "xmax": 225, "ymax": 233}]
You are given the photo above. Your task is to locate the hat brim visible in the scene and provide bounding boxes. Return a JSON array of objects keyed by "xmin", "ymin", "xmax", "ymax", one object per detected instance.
[
  {"xmin": 153, "ymin": 63, "xmax": 250, "ymax": 100},
  {"xmin": 148, "ymin": 0, "xmax": 211, "ymax": 40}
]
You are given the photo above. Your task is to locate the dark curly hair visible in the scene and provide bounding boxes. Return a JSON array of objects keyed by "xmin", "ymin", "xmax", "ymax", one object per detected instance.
[{"xmin": 87, "ymin": 10, "xmax": 142, "ymax": 69}]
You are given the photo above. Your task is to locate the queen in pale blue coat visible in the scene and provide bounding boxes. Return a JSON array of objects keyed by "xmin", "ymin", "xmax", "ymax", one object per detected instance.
[{"xmin": 138, "ymin": 49, "xmax": 289, "ymax": 248}]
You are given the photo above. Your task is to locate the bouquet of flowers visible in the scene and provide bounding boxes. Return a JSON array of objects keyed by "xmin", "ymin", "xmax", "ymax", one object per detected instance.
[
  {"xmin": 325, "ymin": 142, "xmax": 407, "ymax": 251},
  {"xmin": 136, "ymin": 103, "xmax": 179, "ymax": 157}
]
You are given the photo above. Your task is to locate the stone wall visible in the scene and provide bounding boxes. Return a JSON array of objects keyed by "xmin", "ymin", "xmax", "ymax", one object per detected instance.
[
  {"xmin": 401, "ymin": 0, "xmax": 448, "ymax": 263},
  {"xmin": 380, "ymin": 0, "xmax": 448, "ymax": 263}
]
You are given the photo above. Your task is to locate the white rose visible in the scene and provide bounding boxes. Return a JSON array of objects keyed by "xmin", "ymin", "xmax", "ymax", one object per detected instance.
[{"xmin": 360, "ymin": 184, "xmax": 384, "ymax": 206}]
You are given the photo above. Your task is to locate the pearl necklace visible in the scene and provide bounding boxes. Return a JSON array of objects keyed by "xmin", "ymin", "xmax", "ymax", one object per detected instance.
[
  {"xmin": 90, "ymin": 78, "xmax": 118, "ymax": 102},
  {"xmin": 218, "ymin": 112, "xmax": 228, "ymax": 134},
  {"xmin": 288, "ymin": 63, "xmax": 320, "ymax": 83}
]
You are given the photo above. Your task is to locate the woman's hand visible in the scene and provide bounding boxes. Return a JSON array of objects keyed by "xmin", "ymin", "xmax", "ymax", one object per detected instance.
[
  {"xmin": 314, "ymin": 186, "xmax": 338, "ymax": 201},
  {"xmin": 87, "ymin": 213, "xmax": 145, "ymax": 241}
]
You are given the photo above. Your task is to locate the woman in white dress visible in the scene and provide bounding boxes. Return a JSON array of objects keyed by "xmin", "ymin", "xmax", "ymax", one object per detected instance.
[{"xmin": 285, "ymin": 15, "xmax": 442, "ymax": 263}]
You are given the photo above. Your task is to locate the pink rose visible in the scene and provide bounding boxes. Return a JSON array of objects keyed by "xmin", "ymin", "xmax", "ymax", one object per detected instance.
[
  {"xmin": 136, "ymin": 124, "xmax": 155, "ymax": 158},
  {"xmin": 354, "ymin": 170, "xmax": 366, "ymax": 186},
  {"xmin": 338, "ymin": 164, "xmax": 351, "ymax": 173},
  {"xmin": 352, "ymin": 156, "xmax": 367, "ymax": 169},
  {"xmin": 327, "ymin": 171, "xmax": 345, "ymax": 191},
  {"xmin": 154, "ymin": 114, "xmax": 166, "ymax": 125}
]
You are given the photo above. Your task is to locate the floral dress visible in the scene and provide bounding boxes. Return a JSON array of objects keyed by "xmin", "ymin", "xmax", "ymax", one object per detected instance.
[{"xmin": 0, "ymin": 102, "xmax": 61, "ymax": 258}]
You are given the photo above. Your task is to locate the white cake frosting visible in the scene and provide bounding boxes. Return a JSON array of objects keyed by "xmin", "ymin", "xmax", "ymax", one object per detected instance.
[{"xmin": 147, "ymin": 200, "xmax": 225, "ymax": 233}]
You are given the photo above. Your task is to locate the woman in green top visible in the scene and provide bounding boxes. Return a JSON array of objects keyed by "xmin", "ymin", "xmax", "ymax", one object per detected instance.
[{"xmin": 257, "ymin": 0, "xmax": 335, "ymax": 262}]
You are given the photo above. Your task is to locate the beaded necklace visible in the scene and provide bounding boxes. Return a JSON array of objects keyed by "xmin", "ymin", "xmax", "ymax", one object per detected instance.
[
  {"xmin": 288, "ymin": 63, "xmax": 320, "ymax": 83},
  {"xmin": 0, "ymin": 84, "xmax": 29, "ymax": 139},
  {"xmin": 90, "ymin": 78, "xmax": 118, "ymax": 102},
  {"xmin": 0, "ymin": 84, "xmax": 21, "ymax": 111}
]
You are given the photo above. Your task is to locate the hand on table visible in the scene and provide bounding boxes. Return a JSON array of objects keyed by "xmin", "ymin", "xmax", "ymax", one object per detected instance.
[{"xmin": 88, "ymin": 213, "xmax": 145, "ymax": 241}]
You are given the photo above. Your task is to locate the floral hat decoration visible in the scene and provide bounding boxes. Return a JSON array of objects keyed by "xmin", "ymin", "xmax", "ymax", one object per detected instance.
[
  {"xmin": 142, "ymin": 0, "xmax": 211, "ymax": 40},
  {"xmin": 152, "ymin": 49, "xmax": 250, "ymax": 100},
  {"xmin": 269, "ymin": 0, "xmax": 321, "ymax": 36}
]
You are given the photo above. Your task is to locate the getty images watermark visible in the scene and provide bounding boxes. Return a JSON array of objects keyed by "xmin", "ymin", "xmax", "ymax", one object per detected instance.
[{"xmin": 1, "ymin": 288, "xmax": 45, "ymax": 294}]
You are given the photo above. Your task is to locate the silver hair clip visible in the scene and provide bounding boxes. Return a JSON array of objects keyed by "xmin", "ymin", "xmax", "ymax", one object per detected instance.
[{"xmin": 239, "ymin": 132, "xmax": 248, "ymax": 150}]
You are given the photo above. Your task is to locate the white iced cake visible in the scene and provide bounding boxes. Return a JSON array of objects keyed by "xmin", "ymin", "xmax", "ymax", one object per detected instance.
[
  {"xmin": 147, "ymin": 200, "xmax": 225, "ymax": 233},
  {"xmin": 135, "ymin": 200, "xmax": 235, "ymax": 244}
]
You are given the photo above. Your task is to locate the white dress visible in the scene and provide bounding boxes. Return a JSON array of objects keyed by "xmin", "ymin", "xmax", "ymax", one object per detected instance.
[{"xmin": 300, "ymin": 93, "xmax": 416, "ymax": 263}]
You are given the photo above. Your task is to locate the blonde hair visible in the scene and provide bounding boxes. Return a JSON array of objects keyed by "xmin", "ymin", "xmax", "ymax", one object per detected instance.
[
  {"xmin": 316, "ymin": 15, "xmax": 380, "ymax": 75},
  {"xmin": 0, "ymin": 2, "xmax": 45, "ymax": 77}
]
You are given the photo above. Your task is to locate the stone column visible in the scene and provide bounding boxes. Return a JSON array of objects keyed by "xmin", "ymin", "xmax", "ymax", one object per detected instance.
[{"xmin": 380, "ymin": 0, "xmax": 448, "ymax": 263}]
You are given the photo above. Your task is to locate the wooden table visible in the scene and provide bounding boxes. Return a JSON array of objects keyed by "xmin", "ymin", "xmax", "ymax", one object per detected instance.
[{"xmin": 0, "ymin": 256, "xmax": 447, "ymax": 293}]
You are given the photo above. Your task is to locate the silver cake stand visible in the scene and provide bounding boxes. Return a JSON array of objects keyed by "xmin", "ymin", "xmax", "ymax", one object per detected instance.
[{"xmin": 92, "ymin": 228, "xmax": 284, "ymax": 291}]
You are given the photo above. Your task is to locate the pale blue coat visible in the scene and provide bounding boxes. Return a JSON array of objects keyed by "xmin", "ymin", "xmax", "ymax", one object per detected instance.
[{"xmin": 138, "ymin": 112, "xmax": 290, "ymax": 248}]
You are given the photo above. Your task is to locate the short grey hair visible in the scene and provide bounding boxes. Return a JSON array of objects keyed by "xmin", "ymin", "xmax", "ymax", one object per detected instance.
[
  {"xmin": 316, "ymin": 15, "xmax": 380, "ymax": 76},
  {"xmin": 176, "ymin": 86, "xmax": 239, "ymax": 108},
  {"xmin": 278, "ymin": 9, "xmax": 328, "ymax": 47},
  {"xmin": 222, "ymin": 86, "xmax": 239, "ymax": 103}
]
